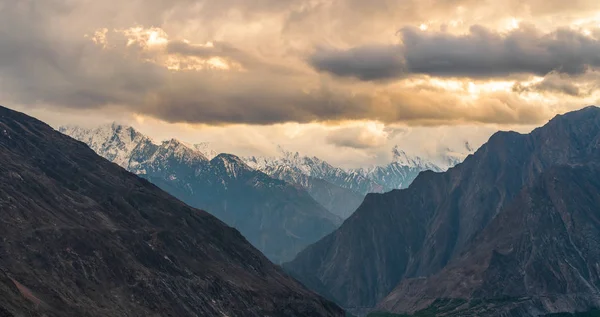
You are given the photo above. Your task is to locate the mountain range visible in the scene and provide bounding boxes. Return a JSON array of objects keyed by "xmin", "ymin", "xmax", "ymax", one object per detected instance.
[
  {"xmin": 4, "ymin": 103, "xmax": 599, "ymax": 317},
  {"xmin": 284, "ymin": 106, "xmax": 600, "ymax": 316},
  {"xmin": 245, "ymin": 150, "xmax": 385, "ymax": 195},
  {"xmin": 244, "ymin": 150, "xmax": 374, "ymax": 219},
  {"xmin": 245, "ymin": 144, "xmax": 474, "ymax": 194},
  {"xmin": 350, "ymin": 144, "xmax": 472, "ymax": 191},
  {"xmin": 0, "ymin": 105, "xmax": 344, "ymax": 316},
  {"xmin": 60, "ymin": 124, "xmax": 341, "ymax": 264},
  {"xmin": 61, "ymin": 123, "xmax": 471, "ymax": 240},
  {"xmin": 244, "ymin": 144, "xmax": 473, "ymax": 218}
]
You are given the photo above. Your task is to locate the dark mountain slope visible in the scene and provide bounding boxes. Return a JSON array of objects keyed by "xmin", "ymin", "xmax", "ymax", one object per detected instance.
[
  {"xmin": 378, "ymin": 164, "xmax": 600, "ymax": 316},
  {"xmin": 284, "ymin": 106, "xmax": 600, "ymax": 309},
  {"xmin": 0, "ymin": 106, "xmax": 344, "ymax": 317},
  {"xmin": 142, "ymin": 152, "xmax": 342, "ymax": 264}
]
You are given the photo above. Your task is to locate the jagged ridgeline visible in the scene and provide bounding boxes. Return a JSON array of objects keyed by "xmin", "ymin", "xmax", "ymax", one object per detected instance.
[
  {"xmin": 59, "ymin": 124, "xmax": 342, "ymax": 264},
  {"xmin": 0, "ymin": 105, "xmax": 344, "ymax": 317},
  {"xmin": 60, "ymin": 122, "xmax": 471, "ymax": 264},
  {"xmin": 285, "ymin": 106, "xmax": 600, "ymax": 317}
]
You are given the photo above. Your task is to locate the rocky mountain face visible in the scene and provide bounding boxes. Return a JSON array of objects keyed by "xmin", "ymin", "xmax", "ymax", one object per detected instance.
[
  {"xmin": 60, "ymin": 124, "xmax": 341, "ymax": 264},
  {"xmin": 378, "ymin": 164, "xmax": 600, "ymax": 316},
  {"xmin": 284, "ymin": 106, "xmax": 600, "ymax": 316},
  {"xmin": 0, "ymin": 105, "xmax": 344, "ymax": 317}
]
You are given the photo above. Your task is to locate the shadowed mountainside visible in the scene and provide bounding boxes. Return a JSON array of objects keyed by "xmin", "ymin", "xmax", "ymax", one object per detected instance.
[
  {"xmin": 0, "ymin": 105, "xmax": 344, "ymax": 317},
  {"xmin": 284, "ymin": 106, "xmax": 600, "ymax": 316}
]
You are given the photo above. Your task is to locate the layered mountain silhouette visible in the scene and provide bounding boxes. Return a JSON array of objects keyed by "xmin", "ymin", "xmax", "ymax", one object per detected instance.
[
  {"xmin": 246, "ymin": 145, "xmax": 473, "ymax": 218},
  {"xmin": 245, "ymin": 157, "xmax": 367, "ymax": 219},
  {"xmin": 0, "ymin": 105, "xmax": 345, "ymax": 316},
  {"xmin": 245, "ymin": 151, "xmax": 385, "ymax": 196},
  {"xmin": 284, "ymin": 106, "xmax": 600, "ymax": 316},
  {"xmin": 0, "ymin": 106, "xmax": 346, "ymax": 316},
  {"xmin": 245, "ymin": 152, "xmax": 376, "ymax": 219},
  {"xmin": 60, "ymin": 124, "xmax": 341, "ymax": 264},
  {"xmin": 350, "ymin": 145, "xmax": 473, "ymax": 191}
]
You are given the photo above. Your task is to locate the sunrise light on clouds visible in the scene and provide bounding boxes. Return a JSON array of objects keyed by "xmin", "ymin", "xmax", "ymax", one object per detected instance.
[{"xmin": 2, "ymin": 0, "xmax": 600, "ymax": 167}]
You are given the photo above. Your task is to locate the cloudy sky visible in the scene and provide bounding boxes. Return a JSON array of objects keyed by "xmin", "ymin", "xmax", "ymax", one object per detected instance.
[{"xmin": 2, "ymin": 0, "xmax": 599, "ymax": 167}]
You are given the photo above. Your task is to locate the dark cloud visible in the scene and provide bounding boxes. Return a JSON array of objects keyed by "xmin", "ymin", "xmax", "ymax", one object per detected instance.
[
  {"xmin": 0, "ymin": 0, "xmax": 374, "ymax": 125},
  {"xmin": 512, "ymin": 72, "xmax": 584, "ymax": 97},
  {"xmin": 309, "ymin": 45, "xmax": 406, "ymax": 81},
  {"xmin": 139, "ymin": 73, "xmax": 378, "ymax": 125},
  {"xmin": 309, "ymin": 25, "xmax": 600, "ymax": 80},
  {"xmin": 403, "ymin": 25, "xmax": 600, "ymax": 77},
  {"xmin": 0, "ymin": 0, "xmax": 585, "ymax": 127}
]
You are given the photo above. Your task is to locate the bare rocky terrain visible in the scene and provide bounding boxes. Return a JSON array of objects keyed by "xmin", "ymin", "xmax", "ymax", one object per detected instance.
[
  {"xmin": 285, "ymin": 106, "xmax": 600, "ymax": 316},
  {"xmin": 0, "ymin": 105, "xmax": 344, "ymax": 317}
]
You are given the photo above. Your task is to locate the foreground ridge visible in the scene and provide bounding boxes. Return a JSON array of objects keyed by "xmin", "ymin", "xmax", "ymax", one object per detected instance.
[
  {"xmin": 285, "ymin": 106, "xmax": 600, "ymax": 316},
  {"xmin": 0, "ymin": 105, "xmax": 344, "ymax": 317}
]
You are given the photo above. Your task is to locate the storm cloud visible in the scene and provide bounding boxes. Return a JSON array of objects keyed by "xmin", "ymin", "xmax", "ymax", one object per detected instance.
[
  {"xmin": 310, "ymin": 25, "xmax": 600, "ymax": 80},
  {"xmin": 0, "ymin": 0, "xmax": 598, "ymax": 128},
  {"xmin": 310, "ymin": 45, "xmax": 406, "ymax": 81},
  {"xmin": 513, "ymin": 72, "xmax": 585, "ymax": 97}
]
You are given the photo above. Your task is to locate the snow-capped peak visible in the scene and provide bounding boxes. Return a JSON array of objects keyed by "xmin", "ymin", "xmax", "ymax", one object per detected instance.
[
  {"xmin": 60, "ymin": 123, "xmax": 211, "ymax": 169},
  {"xmin": 243, "ymin": 147, "xmax": 384, "ymax": 195},
  {"xmin": 59, "ymin": 123, "xmax": 158, "ymax": 168},
  {"xmin": 391, "ymin": 146, "xmax": 440, "ymax": 170},
  {"xmin": 245, "ymin": 148, "xmax": 331, "ymax": 176},
  {"xmin": 210, "ymin": 153, "xmax": 251, "ymax": 179},
  {"xmin": 152, "ymin": 138, "xmax": 208, "ymax": 162},
  {"xmin": 388, "ymin": 141, "xmax": 476, "ymax": 172},
  {"xmin": 193, "ymin": 142, "xmax": 219, "ymax": 160},
  {"xmin": 61, "ymin": 123, "xmax": 477, "ymax": 195}
]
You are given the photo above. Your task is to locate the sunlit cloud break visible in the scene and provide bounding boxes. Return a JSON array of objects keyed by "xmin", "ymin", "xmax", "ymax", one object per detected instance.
[{"xmin": 1, "ymin": 0, "xmax": 599, "ymax": 166}]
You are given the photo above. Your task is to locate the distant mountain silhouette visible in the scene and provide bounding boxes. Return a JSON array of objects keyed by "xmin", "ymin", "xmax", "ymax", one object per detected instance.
[
  {"xmin": 61, "ymin": 124, "xmax": 341, "ymax": 263},
  {"xmin": 245, "ymin": 145, "xmax": 472, "ymax": 219}
]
